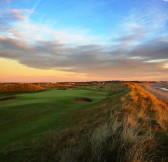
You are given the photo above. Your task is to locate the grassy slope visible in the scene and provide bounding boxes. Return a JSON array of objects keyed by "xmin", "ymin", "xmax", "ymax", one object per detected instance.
[
  {"xmin": 124, "ymin": 83, "xmax": 168, "ymax": 161},
  {"xmin": 0, "ymin": 83, "xmax": 168, "ymax": 162},
  {"xmin": 0, "ymin": 89, "xmax": 107, "ymax": 149}
]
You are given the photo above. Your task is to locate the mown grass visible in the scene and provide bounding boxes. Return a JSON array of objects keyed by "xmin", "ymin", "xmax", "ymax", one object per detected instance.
[
  {"xmin": 0, "ymin": 82, "xmax": 168, "ymax": 162},
  {"xmin": 0, "ymin": 89, "xmax": 107, "ymax": 149}
]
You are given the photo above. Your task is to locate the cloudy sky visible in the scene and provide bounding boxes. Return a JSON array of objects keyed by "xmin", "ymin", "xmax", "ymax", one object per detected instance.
[{"xmin": 0, "ymin": 0, "xmax": 168, "ymax": 82}]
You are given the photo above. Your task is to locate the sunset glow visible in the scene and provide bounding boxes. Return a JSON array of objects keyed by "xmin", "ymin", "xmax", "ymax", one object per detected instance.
[{"xmin": 0, "ymin": 0, "xmax": 168, "ymax": 82}]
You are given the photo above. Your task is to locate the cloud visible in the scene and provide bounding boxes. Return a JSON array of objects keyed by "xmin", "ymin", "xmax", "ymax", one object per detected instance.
[
  {"xmin": 0, "ymin": 1, "xmax": 168, "ymax": 81},
  {"xmin": 112, "ymin": 27, "xmax": 146, "ymax": 49},
  {"xmin": 122, "ymin": 0, "xmax": 168, "ymax": 37},
  {"xmin": 128, "ymin": 41, "xmax": 168, "ymax": 60},
  {"xmin": 0, "ymin": 36, "xmax": 168, "ymax": 80},
  {"xmin": 27, "ymin": 0, "xmax": 42, "ymax": 19},
  {"xmin": 0, "ymin": 9, "xmax": 30, "ymax": 32},
  {"xmin": 0, "ymin": 8, "xmax": 103, "ymax": 45}
]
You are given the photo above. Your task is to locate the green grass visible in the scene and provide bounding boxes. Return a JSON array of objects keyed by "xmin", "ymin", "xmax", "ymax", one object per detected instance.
[
  {"xmin": 2, "ymin": 83, "xmax": 167, "ymax": 162},
  {"xmin": 0, "ymin": 89, "xmax": 107, "ymax": 149}
]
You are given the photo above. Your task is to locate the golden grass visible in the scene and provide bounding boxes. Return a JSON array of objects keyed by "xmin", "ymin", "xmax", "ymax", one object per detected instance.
[
  {"xmin": 0, "ymin": 83, "xmax": 45, "ymax": 92},
  {"xmin": 122, "ymin": 83, "xmax": 168, "ymax": 132}
]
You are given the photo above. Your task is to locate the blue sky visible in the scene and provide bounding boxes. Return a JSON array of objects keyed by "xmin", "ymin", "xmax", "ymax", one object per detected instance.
[
  {"xmin": 10, "ymin": 0, "xmax": 131, "ymax": 34},
  {"xmin": 0, "ymin": 0, "xmax": 168, "ymax": 81}
]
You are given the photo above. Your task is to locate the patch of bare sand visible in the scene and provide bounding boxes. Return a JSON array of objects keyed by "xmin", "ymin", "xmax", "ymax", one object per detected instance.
[{"xmin": 75, "ymin": 97, "xmax": 92, "ymax": 103}]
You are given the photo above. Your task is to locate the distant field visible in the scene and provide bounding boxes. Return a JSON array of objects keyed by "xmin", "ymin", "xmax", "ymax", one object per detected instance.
[{"xmin": 0, "ymin": 89, "xmax": 107, "ymax": 149}]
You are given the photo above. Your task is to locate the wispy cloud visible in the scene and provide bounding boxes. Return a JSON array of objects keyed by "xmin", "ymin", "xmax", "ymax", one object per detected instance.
[
  {"xmin": 0, "ymin": 8, "xmax": 102, "ymax": 44},
  {"xmin": 27, "ymin": 0, "xmax": 42, "ymax": 19},
  {"xmin": 122, "ymin": 0, "xmax": 168, "ymax": 39}
]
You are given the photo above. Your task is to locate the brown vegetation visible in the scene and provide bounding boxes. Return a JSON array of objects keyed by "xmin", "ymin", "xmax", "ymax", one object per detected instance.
[
  {"xmin": 123, "ymin": 83, "xmax": 168, "ymax": 132},
  {"xmin": 38, "ymin": 83, "xmax": 74, "ymax": 89},
  {"xmin": 0, "ymin": 83, "xmax": 45, "ymax": 92},
  {"xmin": 122, "ymin": 83, "xmax": 168, "ymax": 161}
]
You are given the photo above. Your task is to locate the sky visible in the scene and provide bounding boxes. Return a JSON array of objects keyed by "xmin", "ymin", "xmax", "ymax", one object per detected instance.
[{"xmin": 0, "ymin": 0, "xmax": 168, "ymax": 82}]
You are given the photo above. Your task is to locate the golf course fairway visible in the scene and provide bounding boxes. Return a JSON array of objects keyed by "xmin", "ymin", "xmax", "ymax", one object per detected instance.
[{"xmin": 0, "ymin": 89, "xmax": 107, "ymax": 149}]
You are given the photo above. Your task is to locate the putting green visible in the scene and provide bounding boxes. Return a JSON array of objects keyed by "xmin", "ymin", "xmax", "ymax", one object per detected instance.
[{"xmin": 0, "ymin": 89, "xmax": 107, "ymax": 149}]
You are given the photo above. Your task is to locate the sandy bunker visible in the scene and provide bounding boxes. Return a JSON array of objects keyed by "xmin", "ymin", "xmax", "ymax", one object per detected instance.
[
  {"xmin": 75, "ymin": 97, "xmax": 92, "ymax": 103},
  {"xmin": 0, "ymin": 96, "xmax": 16, "ymax": 101}
]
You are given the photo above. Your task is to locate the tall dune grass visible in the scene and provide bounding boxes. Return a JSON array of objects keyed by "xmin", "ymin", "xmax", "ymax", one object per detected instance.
[
  {"xmin": 56, "ymin": 118, "xmax": 155, "ymax": 162},
  {"xmin": 124, "ymin": 83, "xmax": 168, "ymax": 132}
]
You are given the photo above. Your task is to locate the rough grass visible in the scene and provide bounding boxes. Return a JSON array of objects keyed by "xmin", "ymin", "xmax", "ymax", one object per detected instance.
[
  {"xmin": 123, "ymin": 83, "xmax": 168, "ymax": 131},
  {"xmin": 122, "ymin": 83, "xmax": 168, "ymax": 161},
  {"xmin": 0, "ymin": 83, "xmax": 45, "ymax": 92},
  {"xmin": 0, "ymin": 82, "xmax": 168, "ymax": 162}
]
